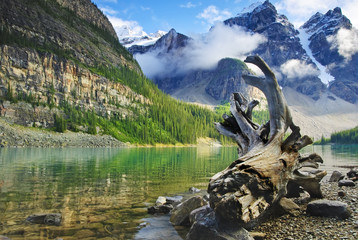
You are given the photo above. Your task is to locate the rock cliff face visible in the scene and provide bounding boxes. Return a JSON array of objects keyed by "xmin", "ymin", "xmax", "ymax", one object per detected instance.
[
  {"xmin": 0, "ymin": 45, "xmax": 147, "ymax": 127},
  {"xmin": 0, "ymin": 0, "xmax": 145, "ymax": 127},
  {"xmin": 301, "ymin": 7, "xmax": 358, "ymax": 103},
  {"xmin": 55, "ymin": 0, "xmax": 118, "ymax": 40}
]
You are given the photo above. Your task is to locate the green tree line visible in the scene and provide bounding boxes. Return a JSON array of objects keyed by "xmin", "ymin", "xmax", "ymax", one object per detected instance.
[{"xmin": 315, "ymin": 126, "xmax": 358, "ymax": 145}]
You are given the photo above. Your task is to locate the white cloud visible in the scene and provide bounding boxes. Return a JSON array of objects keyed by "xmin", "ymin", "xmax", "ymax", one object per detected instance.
[
  {"xmin": 327, "ymin": 28, "xmax": 358, "ymax": 61},
  {"xmin": 100, "ymin": 6, "xmax": 118, "ymax": 15},
  {"xmin": 276, "ymin": 0, "xmax": 358, "ymax": 28},
  {"xmin": 197, "ymin": 5, "xmax": 232, "ymax": 26},
  {"xmin": 180, "ymin": 2, "xmax": 196, "ymax": 8},
  {"xmin": 181, "ymin": 22, "xmax": 266, "ymax": 71},
  {"xmin": 107, "ymin": 16, "xmax": 146, "ymax": 37},
  {"xmin": 280, "ymin": 59, "xmax": 320, "ymax": 79},
  {"xmin": 134, "ymin": 22, "xmax": 267, "ymax": 78},
  {"xmin": 135, "ymin": 52, "xmax": 168, "ymax": 78}
]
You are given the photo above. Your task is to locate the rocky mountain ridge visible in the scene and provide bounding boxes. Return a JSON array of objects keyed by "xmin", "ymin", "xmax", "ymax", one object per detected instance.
[
  {"xmin": 130, "ymin": 1, "xmax": 358, "ymax": 105},
  {"xmin": 130, "ymin": 1, "xmax": 326, "ymax": 102}
]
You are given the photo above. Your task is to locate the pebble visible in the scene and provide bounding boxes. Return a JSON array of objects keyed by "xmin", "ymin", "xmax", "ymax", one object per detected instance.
[{"xmin": 253, "ymin": 181, "xmax": 357, "ymax": 240}]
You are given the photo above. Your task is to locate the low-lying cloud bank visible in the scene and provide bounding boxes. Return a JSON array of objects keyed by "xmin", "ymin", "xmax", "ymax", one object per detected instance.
[
  {"xmin": 328, "ymin": 28, "xmax": 358, "ymax": 61},
  {"xmin": 135, "ymin": 22, "xmax": 267, "ymax": 78},
  {"xmin": 280, "ymin": 59, "xmax": 320, "ymax": 79}
]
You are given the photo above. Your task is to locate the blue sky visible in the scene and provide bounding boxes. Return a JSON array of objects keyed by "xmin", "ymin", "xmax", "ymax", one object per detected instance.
[{"xmin": 92, "ymin": 0, "xmax": 358, "ymax": 36}]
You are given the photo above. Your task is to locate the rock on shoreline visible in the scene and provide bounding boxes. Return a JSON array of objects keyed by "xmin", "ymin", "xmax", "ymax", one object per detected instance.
[
  {"xmin": 147, "ymin": 179, "xmax": 357, "ymax": 240},
  {"xmin": 253, "ymin": 181, "xmax": 357, "ymax": 240}
]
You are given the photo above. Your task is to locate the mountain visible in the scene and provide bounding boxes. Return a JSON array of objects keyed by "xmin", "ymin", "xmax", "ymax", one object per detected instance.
[
  {"xmin": 0, "ymin": 0, "xmax": 222, "ymax": 145},
  {"xmin": 0, "ymin": 0, "xmax": 140, "ymax": 120},
  {"xmin": 128, "ymin": 28, "xmax": 190, "ymax": 56},
  {"xmin": 301, "ymin": 7, "xmax": 358, "ymax": 103},
  {"xmin": 223, "ymin": 0, "xmax": 326, "ymax": 100},
  {"xmin": 128, "ymin": 1, "xmax": 358, "ymax": 138},
  {"xmin": 130, "ymin": 1, "xmax": 326, "ymax": 102},
  {"xmin": 117, "ymin": 25, "xmax": 166, "ymax": 48}
]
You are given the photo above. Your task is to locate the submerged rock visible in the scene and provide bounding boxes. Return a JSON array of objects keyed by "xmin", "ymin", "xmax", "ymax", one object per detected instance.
[
  {"xmin": 148, "ymin": 195, "xmax": 183, "ymax": 214},
  {"xmin": 147, "ymin": 204, "xmax": 173, "ymax": 214},
  {"xmin": 26, "ymin": 213, "xmax": 61, "ymax": 225},
  {"xmin": 306, "ymin": 199, "xmax": 351, "ymax": 219}
]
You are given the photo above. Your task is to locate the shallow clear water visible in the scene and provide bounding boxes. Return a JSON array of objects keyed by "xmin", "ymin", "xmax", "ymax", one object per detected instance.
[{"xmin": 0, "ymin": 145, "xmax": 357, "ymax": 239}]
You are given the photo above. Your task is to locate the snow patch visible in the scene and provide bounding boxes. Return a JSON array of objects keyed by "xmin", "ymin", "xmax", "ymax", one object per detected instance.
[
  {"xmin": 238, "ymin": 1, "xmax": 263, "ymax": 16},
  {"xmin": 298, "ymin": 28, "xmax": 335, "ymax": 84}
]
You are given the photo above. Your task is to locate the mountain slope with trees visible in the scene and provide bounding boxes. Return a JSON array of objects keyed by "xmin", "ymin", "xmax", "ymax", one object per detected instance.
[{"xmin": 0, "ymin": 0, "xmax": 226, "ymax": 145}]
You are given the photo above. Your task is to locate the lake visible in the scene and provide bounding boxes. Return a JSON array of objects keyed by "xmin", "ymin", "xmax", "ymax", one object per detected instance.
[{"xmin": 0, "ymin": 145, "xmax": 357, "ymax": 240}]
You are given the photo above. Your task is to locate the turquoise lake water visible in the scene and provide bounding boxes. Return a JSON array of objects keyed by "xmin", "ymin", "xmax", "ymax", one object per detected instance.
[{"xmin": 0, "ymin": 145, "xmax": 357, "ymax": 239}]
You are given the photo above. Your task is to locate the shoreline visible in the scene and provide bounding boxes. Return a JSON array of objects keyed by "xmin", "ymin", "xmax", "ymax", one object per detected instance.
[
  {"xmin": 0, "ymin": 118, "xmax": 228, "ymax": 148},
  {"xmin": 0, "ymin": 118, "xmax": 126, "ymax": 148}
]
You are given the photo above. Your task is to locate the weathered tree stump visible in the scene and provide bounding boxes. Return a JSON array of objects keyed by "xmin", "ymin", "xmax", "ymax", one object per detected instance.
[{"xmin": 208, "ymin": 55, "xmax": 326, "ymax": 229}]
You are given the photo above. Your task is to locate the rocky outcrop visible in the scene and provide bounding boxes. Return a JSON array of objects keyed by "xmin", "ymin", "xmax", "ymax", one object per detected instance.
[
  {"xmin": 0, "ymin": 45, "xmax": 147, "ymax": 126},
  {"xmin": 301, "ymin": 7, "xmax": 358, "ymax": 103}
]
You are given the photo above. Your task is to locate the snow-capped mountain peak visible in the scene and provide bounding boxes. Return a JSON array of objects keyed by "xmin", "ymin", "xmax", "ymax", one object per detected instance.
[
  {"xmin": 238, "ymin": 1, "xmax": 263, "ymax": 16},
  {"xmin": 301, "ymin": 7, "xmax": 351, "ymax": 36},
  {"xmin": 116, "ymin": 24, "xmax": 166, "ymax": 48}
]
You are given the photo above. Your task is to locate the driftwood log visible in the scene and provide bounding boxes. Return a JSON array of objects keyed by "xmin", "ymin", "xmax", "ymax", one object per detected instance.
[{"xmin": 208, "ymin": 55, "xmax": 326, "ymax": 229}]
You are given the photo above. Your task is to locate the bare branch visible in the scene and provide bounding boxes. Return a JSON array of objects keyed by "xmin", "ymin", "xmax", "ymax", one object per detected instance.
[{"xmin": 243, "ymin": 55, "xmax": 293, "ymax": 141}]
